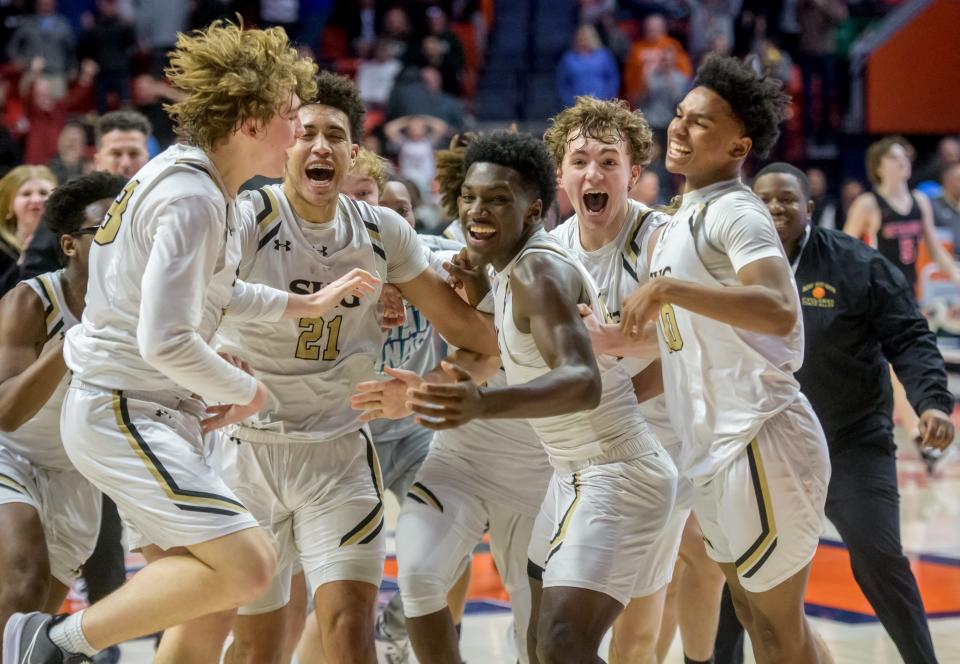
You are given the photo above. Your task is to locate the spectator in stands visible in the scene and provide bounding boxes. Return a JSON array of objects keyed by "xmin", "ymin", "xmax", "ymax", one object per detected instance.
[
  {"xmin": 297, "ymin": 0, "xmax": 333, "ymax": 52},
  {"xmin": 382, "ymin": 5, "xmax": 415, "ymax": 63},
  {"xmin": 386, "ymin": 66, "xmax": 465, "ymax": 131},
  {"xmin": 22, "ymin": 109, "xmax": 151, "ymax": 279},
  {"xmin": 5, "ymin": 0, "xmax": 76, "ymax": 94},
  {"xmin": 555, "ymin": 24, "xmax": 619, "ymax": 107},
  {"xmin": 839, "ymin": 177, "xmax": 865, "ymax": 228},
  {"xmin": 357, "ymin": 39, "xmax": 403, "ymax": 110},
  {"xmin": 0, "ymin": 165, "xmax": 56, "ymax": 295},
  {"xmin": 682, "ymin": 0, "xmax": 742, "ymax": 63},
  {"xmin": 20, "ymin": 56, "xmax": 96, "ymax": 166},
  {"xmin": 914, "ymin": 135, "xmax": 960, "ymax": 186},
  {"xmin": 639, "ymin": 47, "xmax": 689, "ymax": 139},
  {"xmin": 259, "ymin": 0, "xmax": 298, "ymax": 42},
  {"xmin": 933, "ymin": 163, "xmax": 960, "ymax": 255},
  {"xmin": 419, "ymin": 6, "xmax": 465, "ymax": 96},
  {"xmin": 797, "ymin": 0, "xmax": 847, "ymax": 150},
  {"xmin": 131, "ymin": 71, "xmax": 183, "ymax": 152},
  {"xmin": 751, "ymin": 35, "xmax": 793, "ymax": 84},
  {"xmin": 384, "ymin": 114, "xmax": 448, "ymax": 199},
  {"xmin": 807, "ymin": 167, "xmax": 839, "ymax": 229},
  {"xmin": 623, "ymin": 14, "xmax": 692, "ymax": 105},
  {"xmin": 79, "ymin": 0, "xmax": 136, "ymax": 112},
  {"xmin": 47, "ymin": 121, "xmax": 87, "ymax": 184},
  {"xmin": 0, "ymin": 79, "xmax": 25, "ymax": 174},
  {"xmin": 134, "ymin": 0, "xmax": 189, "ymax": 73},
  {"xmin": 579, "ymin": 0, "xmax": 631, "ymax": 64}
]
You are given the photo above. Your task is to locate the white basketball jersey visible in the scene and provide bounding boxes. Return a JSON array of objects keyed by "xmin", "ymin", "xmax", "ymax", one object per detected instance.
[
  {"xmin": 0, "ymin": 271, "xmax": 79, "ymax": 471},
  {"xmin": 551, "ymin": 200, "xmax": 679, "ymax": 451},
  {"xmin": 217, "ymin": 188, "xmax": 404, "ymax": 443},
  {"xmin": 370, "ymin": 234, "xmax": 461, "ymax": 443},
  {"xmin": 65, "ymin": 144, "xmax": 255, "ymax": 403},
  {"xmin": 649, "ymin": 182, "xmax": 803, "ymax": 484},
  {"xmin": 495, "ymin": 230, "xmax": 651, "ymax": 466}
]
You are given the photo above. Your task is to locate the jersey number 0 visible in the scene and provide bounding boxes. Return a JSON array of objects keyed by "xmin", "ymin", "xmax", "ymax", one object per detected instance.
[
  {"xmin": 659, "ymin": 304, "xmax": 684, "ymax": 352},
  {"xmin": 295, "ymin": 316, "xmax": 343, "ymax": 361}
]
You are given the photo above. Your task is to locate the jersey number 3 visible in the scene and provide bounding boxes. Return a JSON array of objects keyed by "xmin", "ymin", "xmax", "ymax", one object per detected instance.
[
  {"xmin": 295, "ymin": 316, "xmax": 343, "ymax": 361},
  {"xmin": 95, "ymin": 180, "xmax": 140, "ymax": 246},
  {"xmin": 659, "ymin": 304, "xmax": 683, "ymax": 352}
]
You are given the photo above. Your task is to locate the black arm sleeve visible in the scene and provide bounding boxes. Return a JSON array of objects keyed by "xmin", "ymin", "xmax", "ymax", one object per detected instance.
[{"xmin": 868, "ymin": 255, "xmax": 953, "ymax": 415}]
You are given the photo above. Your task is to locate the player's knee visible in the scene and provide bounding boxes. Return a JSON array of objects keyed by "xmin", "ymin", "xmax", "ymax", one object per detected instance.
[
  {"xmin": 319, "ymin": 602, "xmax": 373, "ymax": 642},
  {"xmin": 397, "ymin": 569, "xmax": 449, "ymax": 617},
  {"xmin": 611, "ymin": 615, "xmax": 657, "ymax": 661},
  {"xmin": 536, "ymin": 617, "xmax": 589, "ymax": 664},
  {"xmin": 230, "ymin": 634, "xmax": 284, "ymax": 664},
  {"xmin": 229, "ymin": 535, "xmax": 278, "ymax": 602},
  {"xmin": 0, "ymin": 547, "xmax": 50, "ymax": 611}
]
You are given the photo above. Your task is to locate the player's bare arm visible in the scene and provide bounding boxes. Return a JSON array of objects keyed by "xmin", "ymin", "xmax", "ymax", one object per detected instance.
[
  {"xmin": 396, "ymin": 266, "xmax": 499, "ymax": 356},
  {"xmin": 350, "ymin": 348, "xmax": 501, "ymax": 422},
  {"xmin": 407, "ymin": 253, "xmax": 602, "ymax": 429},
  {"xmin": 0, "ymin": 284, "xmax": 67, "ymax": 431},
  {"xmin": 619, "ymin": 255, "xmax": 798, "ymax": 339}
]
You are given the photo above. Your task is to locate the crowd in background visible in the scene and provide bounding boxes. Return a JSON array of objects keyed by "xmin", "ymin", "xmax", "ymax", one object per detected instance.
[{"xmin": 1, "ymin": 0, "xmax": 959, "ymax": 263}]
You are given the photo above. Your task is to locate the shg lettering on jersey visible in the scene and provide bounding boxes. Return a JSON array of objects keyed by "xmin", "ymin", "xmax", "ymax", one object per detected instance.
[{"xmin": 289, "ymin": 279, "xmax": 362, "ymax": 308}]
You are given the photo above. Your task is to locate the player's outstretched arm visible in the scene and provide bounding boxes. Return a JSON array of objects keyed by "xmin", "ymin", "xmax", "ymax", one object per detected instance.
[
  {"xmin": 397, "ymin": 267, "xmax": 499, "ymax": 356},
  {"xmin": 406, "ymin": 254, "xmax": 602, "ymax": 429},
  {"xmin": 0, "ymin": 284, "xmax": 68, "ymax": 431},
  {"xmin": 351, "ymin": 349, "xmax": 500, "ymax": 422},
  {"xmin": 620, "ymin": 256, "xmax": 798, "ymax": 338},
  {"xmin": 283, "ymin": 268, "xmax": 380, "ymax": 318}
]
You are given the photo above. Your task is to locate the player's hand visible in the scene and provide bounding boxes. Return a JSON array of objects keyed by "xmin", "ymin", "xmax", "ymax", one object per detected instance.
[
  {"xmin": 620, "ymin": 278, "xmax": 669, "ymax": 339},
  {"xmin": 201, "ymin": 368, "xmax": 268, "ymax": 434},
  {"xmin": 918, "ymin": 409, "xmax": 955, "ymax": 451},
  {"xmin": 351, "ymin": 367, "xmax": 423, "ymax": 421},
  {"xmin": 407, "ymin": 361, "xmax": 483, "ymax": 429},
  {"xmin": 379, "ymin": 284, "xmax": 405, "ymax": 330},
  {"xmin": 443, "ymin": 250, "xmax": 489, "ymax": 306},
  {"xmin": 287, "ymin": 268, "xmax": 380, "ymax": 319}
]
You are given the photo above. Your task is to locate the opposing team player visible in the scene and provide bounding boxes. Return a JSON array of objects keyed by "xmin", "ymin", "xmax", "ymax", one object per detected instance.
[
  {"xmin": 406, "ymin": 132, "xmax": 677, "ymax": 664},
  {"xmin": 0, "ymin": 173, "xmax": 125, "ymax": 657},
  {"xmin": 607, "ymin": 56, "xmax": 832, "ymax": 664},
  {"xmin": 1, "ymin": 22, "xmax": 381, "ymax": 664},
  {"xmin": 214, "ymin": 71, "xmax": 498, "ymax": 664},
  {"xmin": 544, "ymin": 96, "xmax": 725, "ymax": 664}
]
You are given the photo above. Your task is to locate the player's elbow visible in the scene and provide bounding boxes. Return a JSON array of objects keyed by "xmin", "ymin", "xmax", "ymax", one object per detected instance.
[
  {"xmin": 0, "ymin": 409, "xmax": 24, "ymax": 432},
  {"xmin": 768, "ymin": 301, "xmax": 797, "ymax": 337},
  {"xmin": 572, "ymin": 366, "xmax": 603, "ymax": 411},
  {"xmin": 137, "ymin": 328, "xmax": 185, "ymax": 371}
]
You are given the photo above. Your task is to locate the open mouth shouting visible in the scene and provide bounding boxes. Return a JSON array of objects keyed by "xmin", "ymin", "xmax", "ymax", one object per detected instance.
[
  {"xmin": 582, "ymin": 190, "xmax": 609, "ymax": 216},
  {"xmin": 466, "ymin": 222, "xmax": 498, "ymax": 245},
  {"xmin": 305, "ymin": 164, "xmax": 335, "ymax": 186}
]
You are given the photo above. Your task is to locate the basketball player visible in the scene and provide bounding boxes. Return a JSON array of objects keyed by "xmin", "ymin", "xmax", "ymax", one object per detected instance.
[
  {"xmin": 0, "ymin": 173, "xmax": 125, "ymax": 659},
  {"xmin": 1, "ymin": 23, "xmax": 381, "ymax": 664},
  {"xmin": 407, "ymin": 131, "xmax": 677, "ymax": 664},
  {"xmin": 352, "ymin": 168, "xmax": 552, "ymax": 663},
  {"xmin": 214, "ymin": 71, "xmax": 498, "ymax": 664},
  {"xmin": 608, "ymin": 56, "xmax": 832, "ymax": 664},
  {"xmin": 543, "ymin": 95, "xmax": 724, "ymax": 664}
]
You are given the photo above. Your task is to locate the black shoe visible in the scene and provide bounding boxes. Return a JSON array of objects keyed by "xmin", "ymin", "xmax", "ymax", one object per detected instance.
[{"xmin": 2, "ymin": 613, "xmax": 91, "ymax": 664}]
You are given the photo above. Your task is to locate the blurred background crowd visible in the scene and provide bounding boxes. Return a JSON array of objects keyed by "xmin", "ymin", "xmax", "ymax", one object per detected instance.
[{"xmin": 0, "ymin": 0, "xmax": 958, "ymax": 242}]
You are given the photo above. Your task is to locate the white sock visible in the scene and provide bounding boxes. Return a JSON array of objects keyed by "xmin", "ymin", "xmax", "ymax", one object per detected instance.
[{"xmin": 48, "ymin": 610, "xmax": 99, "ymax": 657}]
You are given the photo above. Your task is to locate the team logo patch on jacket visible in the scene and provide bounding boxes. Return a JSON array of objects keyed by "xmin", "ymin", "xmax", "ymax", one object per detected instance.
[{"xmin": 801, "ymin": 281, "xmax": 836, "ymax": 308}]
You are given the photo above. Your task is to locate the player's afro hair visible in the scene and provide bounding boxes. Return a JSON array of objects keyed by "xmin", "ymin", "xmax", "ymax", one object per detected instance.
[
  {"xmin": 462, "ymin": 132, "xmax": 556, "ymax": 210},
  {"xmin": 693, "ymin": 55, "xmax": 790, "ymax": 159},
  {"xmin": 43, "ymin": 171, "xmax": 127, "ymax": 239},
  {"xmin": 311, "ymin": 70, "xmax": 365, "ymax": 144}
]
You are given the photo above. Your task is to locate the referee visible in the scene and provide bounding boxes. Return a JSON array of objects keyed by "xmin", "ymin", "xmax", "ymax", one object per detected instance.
[{"xmin": 715, "ymin": 163, "xmax": 953, "ymax": 664}]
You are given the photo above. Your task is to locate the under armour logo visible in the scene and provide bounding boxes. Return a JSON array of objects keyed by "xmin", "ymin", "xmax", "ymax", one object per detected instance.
[
  {"xmin": 155, "ymin": 408, "xmax": 171, "ymax": 419},
  {"xmin": 318, "ymin": 246, "xmax": 328, "ymax": 257},
  {"xmin": 274, "ymin": 239, "xmax": 292, "ymax": 252}
]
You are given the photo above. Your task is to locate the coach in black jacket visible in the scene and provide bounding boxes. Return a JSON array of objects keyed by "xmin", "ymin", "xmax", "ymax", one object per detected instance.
[{"xmin": 752, "ymin": 163, "xmax": 951, "ymax": 664}]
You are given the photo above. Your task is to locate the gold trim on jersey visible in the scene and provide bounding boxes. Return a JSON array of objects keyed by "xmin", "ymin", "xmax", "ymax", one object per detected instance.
[
  {"xmin": 34, "ymin": 273, "xmax": 60, "ymax": 332},
  {"xmin": 257, "ymin": 187, "xmax": 281, "ymax": 234},
  {"xmin": 546, "ymin": 472, "xmax": 582, "ymax": 563},
  {"xmin": 406, "ymin": 482, "xmax": 443, "ymax": 512},
  {"xmin": 735, "ymin": 439, "xmax": 778, "ymax": 579},
  {"xmin": 0, "ymin": 472, "xmax": 28, "ymax": 496},
  {"xmin": 339, "ymin": 431, "xmax": 385, "ymax": 546},
  {"xmin": 111, "ymin": 393, "xmax": 247, "ymax": 515}
]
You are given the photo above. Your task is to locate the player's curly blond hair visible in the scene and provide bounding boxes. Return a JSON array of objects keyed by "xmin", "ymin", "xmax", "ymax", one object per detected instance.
[
  {"xmin": 349, "ymin": 148, "xmax": 389, "ymax": 193},
  {"xmin": 544, "ymin": 96, "xmax": 653, "ymax": 168},
  {"xmin": 164, "ymin": 20, "xmax": 318, "ymax": 151}
]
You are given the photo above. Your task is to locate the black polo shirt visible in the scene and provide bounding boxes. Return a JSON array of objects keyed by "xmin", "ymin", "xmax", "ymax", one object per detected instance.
[{"xmin": 793, "ymin": 225, "xmax": 953, "ymax": 453}]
